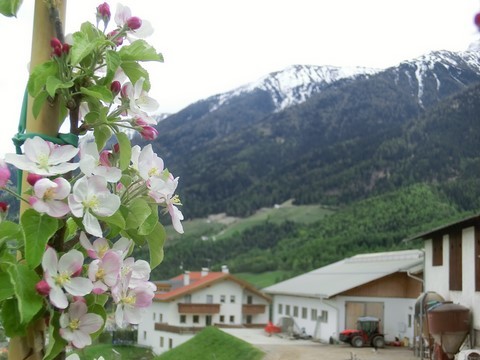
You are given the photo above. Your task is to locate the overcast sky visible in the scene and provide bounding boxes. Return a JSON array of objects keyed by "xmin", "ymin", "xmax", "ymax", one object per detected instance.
[{"xmin": 0, "ymin": 0, "xmax": 478, "ymax": 156}]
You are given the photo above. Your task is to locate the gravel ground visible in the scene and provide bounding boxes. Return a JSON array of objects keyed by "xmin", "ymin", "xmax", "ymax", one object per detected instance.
[{"xmin": 221, "ymin": 329, "xmax": 418, "ymax": 360}]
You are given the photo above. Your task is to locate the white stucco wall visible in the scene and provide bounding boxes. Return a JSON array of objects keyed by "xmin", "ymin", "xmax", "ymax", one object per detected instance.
[
  {"xmin": 424, "ymin": 226, "xmax": 480, "ymax": 330},
  {"xmin": 270, "ymin": 294, "xmax": 416, "ymax": 344}
]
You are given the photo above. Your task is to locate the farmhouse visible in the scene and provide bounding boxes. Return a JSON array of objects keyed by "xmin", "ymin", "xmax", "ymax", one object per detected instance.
[
  {"xmin": 137, "ymin": 266, "xmax": 271, "ymax": 355},
  {"xmin": 263, "ymin": 249, "xmax": 424, "ymax": 344},
  {"xmin": 407, "ymin": 214, "xmax": 480, "ymax": 353}
]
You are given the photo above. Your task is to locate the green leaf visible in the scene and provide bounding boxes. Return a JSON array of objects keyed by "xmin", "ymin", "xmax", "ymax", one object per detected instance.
[
  {"xmin": 125, "ymin": 198, "xmax": 152, "ymax": 230},
  {"xmin": 116, "ymin": 131, "xmax": 132, "ymax": 171},
  {"xmin": 2, "ymin": 298, "xmax": 26, "ymax": 337},
  {"xmin": 146, "ymin": 223, "xmax": 166, "ymax": 269},
  {"xmin": 138, "ymin": 205, "xmax": 159, "ymax": 236},
  {"xmin": 120, "ymin": 61, "xmax": 151, "ymax": 91},
  {"xmin": 7, "ymin": 263, "xmax": 43, "ymax": 324},
  {"xmin": 70, "ymin": 31, "xmax": 99, "ymax": 66},
  {"xmin": 27, "ymin": 60, "xmax": 58, "ymax": 97},
  {"xmin": 105, "ymin": 50, "xmax": 122, "ymax": 84},
  {"xmin": 0, "ymin": 271, "xmax": 14, "ymax": 301},
  {"xmin": 44, "ymin": 311, "xmax": 67, "ymax": 360},
  {"xmin": 97, "ymin": 210, "xmax": 126, "ymax": 230},
  {"xmin": 21, "ymin": 209, "xmax": 58, "ymax": 269},
  {"xmin": 80, "ymin": 85, "xmax": 113, "ymax": 103},
  {"xmin": 119, "ymin": 39, "xmax": 164, "ymax": 62},
  {"xmin": 0, "ymin": 220, "xmax": 23, "ymax": 247},
  {"xmin": 94, "ymin": 124, "xmax": 112, "ymax": 151},
  {"xmin": 32, "ymin": 91, "xmax": 49, "ymax": 119},
  {"xmin": 0, "ymin": 0, "xmax": 23, "ymax": 17},
  {"xmin": 45, "ymin": 76, "xmax": 74, "ymax": 98}
]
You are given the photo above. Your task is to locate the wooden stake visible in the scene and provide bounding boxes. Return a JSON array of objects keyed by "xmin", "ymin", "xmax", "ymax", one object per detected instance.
[{"xmin": 9, "ymin": 1, "xmax": 66, "ymax": 359}]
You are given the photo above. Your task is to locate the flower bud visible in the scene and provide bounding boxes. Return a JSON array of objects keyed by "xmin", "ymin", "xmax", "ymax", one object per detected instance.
[
  {"xmin": 27, "ymin": 173, "xmax": 43, "ymax": 186},
  {"xmin": 62, "ymin": 43, "xmax": 71, "ymax": 54},
  {"xmin": 0, "ymin": 202, "xmax": 8, "ymax": 213},
  {"xmin": 35, "ymin": 280, "xmax": 51, "ymax": 296},
  {"xmin": 140, "ymin": 126, "xmax": 159, "ymax": 141},
  {"xmin": 107, "ymin": 30, "xmax": 124, "ymax": 46},
  {"xmin": 126, "ymin": 16, "xmax": 142, "ymax": 30},
  {"xmin": 475, "ymin": 12, "xmax": 480, "ymax": 30},
  {"xmin": 0, "ymin": 160, "xmax": 10, "ymax": 188},
  {"xmin": 110, "ymin": 81, "xmax": 121, "ymax": 96},
  {"xmin": 96, "ymin": 2, "xmax": 111, "ymax": 25}
]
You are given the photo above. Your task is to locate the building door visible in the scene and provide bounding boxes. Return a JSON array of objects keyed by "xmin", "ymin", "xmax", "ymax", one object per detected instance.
[
  {"xmin": 345, "ymin": 301, "xmax": 384, "ymax": 331},
  {"xmin": 206, "ymin": 315, "xmax": 212, "ymax": 326},
  {"xmin": 246, "ymin": 315, "xmax": 252, "ymax": 324}
]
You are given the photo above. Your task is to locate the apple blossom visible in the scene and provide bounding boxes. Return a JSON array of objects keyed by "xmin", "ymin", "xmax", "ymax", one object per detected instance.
[
  {"xmin": 79, "ymin": 140, "xmax": 121, "ymax": 182},
  {"xmin": 114, "ymin": 3, "xmax": 154, "ymax": 39},
  {"xmin": 29, "ymin": 177, "xmax": 71, "ymax": 218},
  {"xmin": 42, "ymin": 248, "xmax": 94, "ymax": 309},
  {"xmin": 121, "ymin": 257, "xmax": 153, "ymax": 288},
  {"xmin": 88, "ymin": 250, "xmax": 122, "ymax": 294},
  {"xmin": 5, "ymin": 136, "xmax": 79, "ymax": 176},
  {"xmin": 59, "ymin": 300, "xmax": 103, "ymax": 349},
  {"xmin": 80, "ymin": 232, "xmax": 132, "ymax": 260},
  {"xmin": 68, "ymin": 176, "xmax": 121, "ymax": 237},
  {"xmin": 122, "ymin": 78, "xmax": 159, "ymax": 116},
  {"xmin": 130, "ymin": 144, "xmax": 164, "ymax": 180}
]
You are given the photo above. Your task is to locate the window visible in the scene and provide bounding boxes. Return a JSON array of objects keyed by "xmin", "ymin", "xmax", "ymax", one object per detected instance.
[
  {"xmin": 278, "ymin": 304, "xmax": 283, "ymax": 315},
  {"xmin": 184, "ymin": 294, "xmax": 192, "ymax": 303},
  {"xmin": 180, "ymin": 315, "xmax": 186, "ymax": 323},
  {"xmin": 449, "ymin": 229, "xmax": 462, "ymax": 291},
  {"xmin": 220, "ymin": 295, "xmax": 226, "ymax": 303},
  {"xmin": 286, "ymin": 305, "xmax": 290, "ymax": 316},
  {"xmin": 168, "ymin": 338, "xmax": 173, "ymax": 349},
  {"xmin": 143, "ymin": 331, "xmax": 146, "ymax": 340},
  {"xmin": 230, "ymin": 295, "xmax": 236, "ymax": 303},
  {"xmin": 432, "ymin": 234, "xmax": 443, "ymax": 266},
  {"xmin": 160, "ymin": 336, "xmax": 164, "ymax": 348},
  {"xmin": 206, "ymin": 295, "xmax": 213, "ymax": 304},
  {"xmin": 220, "ymin": 315, "xmax": 225, "ymax": 323},
  {"xmin": 159, "ymin": 313, "xmax": 163, "ymax": 322},
  {"xmin": 311, "ymin": 309, "xmax": 317, "ymax": 321},
  {"xmin": 193, "ymin": 315, "xmax": 199, "ymax": 324},
  {"xmin": 319, "ymin": 310, "xmax": 328, "ymax": 323},
  {"xmin": 229, "ymin": 315, "xmax": 235, "ymax": 323},
  {"xmin": 247, "ymin": 295, "xmax": 253, "ymax": 304},
  {"xmin": 293, "ymin": 306, "xmax": 299, "ymax": 317},
  {"xmin": 408, "ymin": 314, "xmax": 412, "ymax": 328},
  {"xmin": 476, "ymin": 224, "xmax": 480, "ymax": 291},
  {"xmin": 153, "ymin": 313, "xmax": 156, "ymax": 321},
  {"xmin": 301, "ymin": 307, "xmax": 308, "ymax": 319}
]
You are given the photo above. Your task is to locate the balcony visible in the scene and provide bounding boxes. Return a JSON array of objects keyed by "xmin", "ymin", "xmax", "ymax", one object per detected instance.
[
  {"xmin": 178, "ymin": 303, "xmax": 220, "ymax": 314},
  {"xmin": 242, "ymin": 304, "xmax": 267, "ymax": 315},
  {"xmin": 155, "ymin": 323, "xmax": 204, "ymax": 334}
]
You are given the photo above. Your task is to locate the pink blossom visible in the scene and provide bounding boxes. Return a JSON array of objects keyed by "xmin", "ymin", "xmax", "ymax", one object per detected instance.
[
  {"xmin": 88, "ymin": 250, "xmax": 122, "ymax": 294},
  {"xmin": 42, "ymin": 248, "xmax": 93, "ymax": 309},
  {"xmin": 80, "ymin": 232, "xmax": 132, "ymax": 260},
  {"xmin": 122, "ymin": 78, "xmax": 159, "ymax": 116},
  {"xmin": 130, "ymin": 144, "xmax": 164, "ymax": 180},
  {"xmin": 114, "ymin": 4, "xmax": 153, "ymax": 39},
  {"xmin": 59, "ymin": 300, "xmax": 103, "ymax": 349},
  {"xmin": 0, "ymin": 160, "xmax": 10, "ymax": 187},
  {"xmin": 79, "ymin": 140, "xmax": 121, "ymax": 182},
  {"xmin": 29, "ymin": 177, "xmax": 71, "ymax": 218}
]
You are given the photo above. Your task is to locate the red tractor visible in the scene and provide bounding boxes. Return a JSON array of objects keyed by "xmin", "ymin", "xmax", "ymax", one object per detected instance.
[{"xmin": 339, "ymin": 316, "xmax": 385, "ymax": 349}]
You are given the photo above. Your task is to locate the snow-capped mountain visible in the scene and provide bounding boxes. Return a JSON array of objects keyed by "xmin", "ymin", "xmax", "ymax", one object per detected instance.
[
  {"xmin": 208, "ymin": 64, "xmax": 380, "ymax": 112},
  {"xmin": 389, "ymin": 50, "xmax": 480, "ymax": 107}
]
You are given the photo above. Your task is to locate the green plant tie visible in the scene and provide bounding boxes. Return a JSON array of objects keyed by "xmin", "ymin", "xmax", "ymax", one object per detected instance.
[{"xmin": 11, "ymin": 88, "xmax": 79, "ymax": 194}]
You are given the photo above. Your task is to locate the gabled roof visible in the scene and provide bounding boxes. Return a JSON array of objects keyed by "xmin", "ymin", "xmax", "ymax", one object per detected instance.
[
  {"xmin": 263, "ymin": 249, "xmax": 424, "ymax": 299},
  {"xmin": 153, "ymin": 271, "xmax": 271, "ymax": 302},
  {"xmin": 404, "ymin": 213, "xmax": 480, "ymax": 242}
]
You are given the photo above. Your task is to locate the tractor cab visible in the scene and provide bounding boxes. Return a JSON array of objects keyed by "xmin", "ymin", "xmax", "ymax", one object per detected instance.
[{"xmin": 339, "ymin": 316, "xmax": 385, "ymax": 348}]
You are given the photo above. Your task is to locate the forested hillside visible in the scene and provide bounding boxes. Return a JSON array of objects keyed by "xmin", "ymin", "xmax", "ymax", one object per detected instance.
[{"xmin": 149, "ymin": 183, "xmax": 468, "ymax": 280}]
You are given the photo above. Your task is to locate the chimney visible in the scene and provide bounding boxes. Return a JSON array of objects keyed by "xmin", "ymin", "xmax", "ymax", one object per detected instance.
[
  {"xmin": 183, "ymin": 271, "xmax": 190, "ymax": 286},
  {"xmin": 201, "ymin": 267, "xmax": 209, "ymax": 277},
  {"xmin": 221, "ymin": 265, "xmax": 229, "ymax": 274}
]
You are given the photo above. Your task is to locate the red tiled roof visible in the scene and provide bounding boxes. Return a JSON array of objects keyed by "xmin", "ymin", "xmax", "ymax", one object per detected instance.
[{"xmin": 153, "ymin": 271, "xmax": 271, "ymax": 302}]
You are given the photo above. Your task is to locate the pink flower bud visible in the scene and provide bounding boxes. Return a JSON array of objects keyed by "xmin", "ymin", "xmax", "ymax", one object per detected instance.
[
  {"xmin": 126, "ymin": 16, "xmax": 142, "ymax": 30},
  {"xmin": 0, "ymin": 202, "xmax": 8, "ymax": 212},
  {"xmin": 0, "ymin": 161, "xmax": 10, "ymax": 188},
  {"xmin": 475, "ymin": 12, "xmax": 480, "ymax": 29},
  {"xmin": 50, "ymin": 37, "xmax": 62, "ymax": 49},
  {"xmin": 62, "ymin": 43, "xmax": 71, "ymax": 54},
  {"xmin": 27, "ymin": 173, "xmax": 43, "ymax": 186},
  {"xmin": 140, "ymin": 126, "xmax": 159, "ymax": 141},
  {"xmin": 72, "ymin": 296, "xmax": 87, "ymax": 304},
  {"xmin": 113, "ymin": 143, "xmax": 120, "ymax": 153},
  {"xmin": 99, "ymin": 150, "xmax": 112, "ymax": 167},
  {"xmin": 36, "ymin": 280, "xmax": 51, "ymax": 296},
  {"xmin": 110, "ymin": 81, "xmax": 121, "ymax": 96},
  {"xmin": 96, "ymin": 2, "xmax": 111, "ymax": 22},
  {"xmin": 107, "ymin": 30, "xmax": 124, "ymax": 46}
]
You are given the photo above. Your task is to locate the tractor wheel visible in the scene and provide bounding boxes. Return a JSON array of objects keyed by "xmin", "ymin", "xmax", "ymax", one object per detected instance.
[
  {"xmin": 372, "ymin": 336, "xmax": 385, "ymax": 349},
  {"xmin": 351, "ymin": 336, "xmax": 364, "ymax": 348}
]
